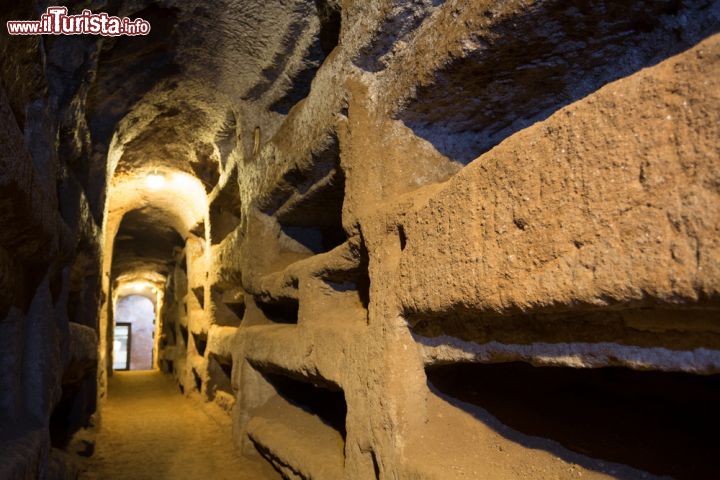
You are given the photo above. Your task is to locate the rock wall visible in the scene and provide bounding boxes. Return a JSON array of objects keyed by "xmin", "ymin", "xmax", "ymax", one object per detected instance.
[
  {"xmin": 157, "ymin": 3, "xmax": 720, "ymax": 480},
  {"xmin": 0, "ymin": 0, "xmax": 718, "ymax": 479},
  {"xmin": 0, "ymin": 3, "xmax": 103, "ymax": 477}
]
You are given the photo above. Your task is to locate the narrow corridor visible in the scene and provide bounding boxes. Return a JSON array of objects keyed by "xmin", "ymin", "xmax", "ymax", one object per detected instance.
[
  {"xmin": 1, "ymin": 1, "xmax": 719, "ymax": 479},
  {"xmin": 84, "ymin": 372, "xmax": 278, "ymax": 480}
]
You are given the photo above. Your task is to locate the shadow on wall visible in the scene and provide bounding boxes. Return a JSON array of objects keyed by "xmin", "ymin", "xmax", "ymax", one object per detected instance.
[
  {"xmin": 427, "ymin": 362, "xmax": 720, "ymax": 480},
  {"xmin": 398, "ymin": 0, "xmax": 720, "ymax": 164},
  {"xmin": 114, "ymin": 295, "xmax": 155, "ymax": 371}
]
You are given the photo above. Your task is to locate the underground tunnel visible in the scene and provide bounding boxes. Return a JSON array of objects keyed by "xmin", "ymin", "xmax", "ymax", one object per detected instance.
[{"xmin": 0, "ymin": 1, "xmax": 719, "ymax": 479}]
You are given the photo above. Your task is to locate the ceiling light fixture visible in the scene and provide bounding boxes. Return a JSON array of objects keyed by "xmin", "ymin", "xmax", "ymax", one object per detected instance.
[{"xmin": 146, "ymin": 171, "xmax": 165, "ymax": 190}]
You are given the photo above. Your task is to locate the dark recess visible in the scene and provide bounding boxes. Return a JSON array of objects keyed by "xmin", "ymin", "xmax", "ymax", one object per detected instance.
[
  {"xmin": 315, "ymin": 0, "xmax": 342, "ymax": 55},
  {"xmin": 161, "ymin": 319, "xmax": 176, "ymax": 347},
  {"xmin": 320, "ymin": 236, "xmax": 371, "ymax": 310},
  {"xmin": 49, "ymin": 373, "xmax": 97, "ymax": 449},
  {"xmin": 398, "ymin": 0, "xmax": 719, "ymax": 163},
  {"xmin": 192, "ymin": 286, "xmax": 204, "ymax": 309},
  {"xmin": 370, "ymin": 449, "xmax": 381, "ymax": 479},
  {"xmin": 179, "ymin": 324, "xmax": 189, "ymax": 347},
  {"xmin": 208, "ymin": 353, "xmax": 233, "ymax": 396},
  {"xmin": 409, "ymin": 307, "xmax": 720, "ymax": 351},
  {"xmin": 427, "ymin": 362, "xmax": 720, "ymax": 480},
  {"xmin": 261, "ymin": 134, "xmax": 340, "ymax": 216},
  {"xmin": 192, "ymin": 368, "xmax": 202, "ymax": 392},
  {"xmin": 262, "ymin": 369, "xmax": 347, "ymax": 439},
  {"xmin": 161, "ymin": 359, "xmax": 174, "ymax": 374},
  {"xmin": 275, "ymin": 155, "xmax": 347, "ymax": 255},
  {"xmin": 224, "ymin": 301, "xmax": 246, "ymax": 323},
  {"xmin": 214, "ymin": 110, "xmax": 237, "ymax": 169},
  {"xmin": 209, "ymin": 168, "xmax": 242, "ymax": 245},
  {"xmin": 356, "ymin": 243, "xmax": 371, "ymax": 310},
  {"xmin": 324, "ymin": 280, "xmax": 370, "ymax": 313},
  {"xmin": 281, "ymin": 224, "xmax": 347, "ymax": 254},
  {"xmin": 210, "ymin": 206, "xmax": 241, "ymax": 245},
  {"xmin": 268, "ymin": 39, "xmax": 325, "ymax": 115},
  {"xmin": 397, "ymin": 225, "xmax": 407, "ymax": 251},
  {"xmin": 256, "ymin": 298, "xmax": 300, "ymax": 324},
  {"xmin": 211, "ymin": 286, "xmax": 246, "ymax": 326},
  {"xmin": 192, "ymin": 331, "xmax": 207, "ymax": 357}
]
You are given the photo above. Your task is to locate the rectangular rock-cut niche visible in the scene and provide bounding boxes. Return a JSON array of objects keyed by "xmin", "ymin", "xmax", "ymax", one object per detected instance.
[
  {"xmin": 191, "ymin": 367, "xmax": 203, "ymax": 393},
  {"xmin": 211, "ymin": 285, "xmax": 245, "ymax": 327},
  {"xmin": 426, "ymin": 361, "xmax": 720, "ymax": 480},
  {"xmin": 261, "ymin": 369, "xmax": 347, "ymax": 439},
  {"xmin": 178, "ymin": 253, "xmax": 187, "ymax": 273},
  {"xmin": 321, "ymin": 239, "xmax": 372, "ymax": 313},
  {"xmin": 248, "ymin": 363, "xmax": 347, "ymax": 468},
  {"xmin": 407, "ymin": 307, "xmax": 720, "ymax": 351},
  {"xmin": 279, "ymin": 224, "xmax": 347, "ymax": 255},
  {"xmin": 179, "ymin": 324, "xmax": 189, "ymax": 348},
  {"xmin": 209, "ymin": 172, "xmax": 242, "ymax": 245},
  {"xmin": 224, "ymin": 299, "xmax": 245, "ymax": 324},
  {"xmin": 191, "ymin": 286, "xmax": 204, "ymax": 310},
  {"xmin": 259, "ymin": 0, "xmax": 341, "ymax": 115},
  {"xmin": 246, "ymin": 364, "xmax": 348, "ymax": 478},
  {"xmin": 207, "ymin": 353, "xmax": 233, "ymax": 398},
  {"xmin": 353, "ymin": 0, "xmax": 443, "ymax": 73},
  {"xmin": 49, "ymin": 373, "xmax": 97, "ymax": 449},
  {"xmin": 275, "ymin": 165, "xmax": 346, "ymax": 255},
  {"xmin": 191, "ymin": 331, "xmax": 208, "ymax": 357},
  {"xmin": 266, "ymin": 135, "xmax": 347, "ymax": 255},
  {"xmin": 210, "ymin": 204, "xmax": 241, "ymax": 246},
  {"xmin": 255, "ymin": 297, "xmax": 299, "ymax": 324},
  {"xmin": 161, "ymin": 318, "xmax": 176, "ymax": 347},
  {"xmin": 259, "ymin": 368, "xmax": 347, "ymax": 439},
  {"xmin": 160, "ymin": 359, "xmax": 174, "ymax": 374},
  {"xmin": 321, "ymin": 279, "xmax": 369, "ymax": 324}
]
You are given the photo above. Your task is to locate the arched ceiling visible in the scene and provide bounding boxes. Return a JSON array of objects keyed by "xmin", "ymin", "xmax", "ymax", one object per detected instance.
[
  {"xmin": 85, "ymin": 0, "xmax": 338, "ymax": 287},
  {"xmin": 112, "ymin": 206, "xmax": 184, "ymax": 279},
  {"xmin": 107, "ymin": 171, "xmax": 208, "ymax": 238},
  {"xmin": 1, "ymin": 0, "xmax": 342, "ymax": 292},
  {"xmin": 105, "ymin": 170, "xmax": 208, "ymax": 283},
  {"xmin": 94, "ymin": 0, "xmax": 333, "ymax": 201}
]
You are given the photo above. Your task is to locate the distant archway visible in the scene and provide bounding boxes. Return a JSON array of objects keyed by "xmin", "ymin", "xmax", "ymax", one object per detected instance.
[{"xmin": 113, "ymin": 295, "xmax": 156, "ymax": 371}]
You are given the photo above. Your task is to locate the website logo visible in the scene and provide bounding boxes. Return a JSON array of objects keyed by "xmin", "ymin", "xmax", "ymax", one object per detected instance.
[{"xmin": 7, "ymin": 7, "xmax": 151, "ymax": 36}]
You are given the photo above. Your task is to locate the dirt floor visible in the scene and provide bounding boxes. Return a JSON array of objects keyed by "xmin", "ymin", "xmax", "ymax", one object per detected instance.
[{"xmin": 82, "ymin": 370, "xmax": 279, "ymax": 480}]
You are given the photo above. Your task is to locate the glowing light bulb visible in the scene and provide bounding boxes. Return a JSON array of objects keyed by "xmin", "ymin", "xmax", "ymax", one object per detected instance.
[
  {"xmin": 146, "ymin": 173, "xmax": 165, "ymax": 190},
  {"xmin": 172, "ymin": 173, "xmax": 196, "ymax": 190}
]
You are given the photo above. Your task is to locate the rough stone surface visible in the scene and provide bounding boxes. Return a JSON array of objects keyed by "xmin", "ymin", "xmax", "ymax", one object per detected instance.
[
  {"xmin": 397, "ymin": 36, "xmax": 720, "ymax": 327},
  {"xmin": 83, "ymin": 371, "xmax": 278, "ymax": 480},
  {"xmin": 0, "ymin": 3, "xmax": 102, "ymax": 475},
  {"xmin": 0, "ymin": 1, "xmax": 719, "ymax": 479}
]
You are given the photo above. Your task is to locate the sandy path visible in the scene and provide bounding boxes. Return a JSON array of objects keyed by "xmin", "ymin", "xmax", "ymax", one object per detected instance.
[{"xmin": 84, "ymin": 371, "xmax": 279, "ymax": 480}]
